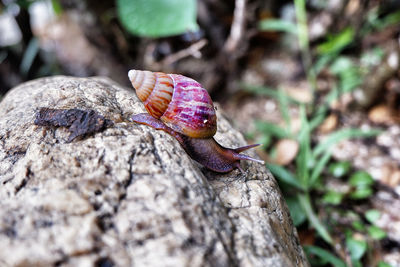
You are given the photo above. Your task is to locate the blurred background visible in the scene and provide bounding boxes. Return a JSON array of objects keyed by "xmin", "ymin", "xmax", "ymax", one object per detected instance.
[{"xmin": 1, "ymin": 0, "xmax": 400, "ymax": 266}]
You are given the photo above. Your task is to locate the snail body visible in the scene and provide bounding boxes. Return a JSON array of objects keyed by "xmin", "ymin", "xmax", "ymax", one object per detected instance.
[{"xmin": 129, "ymin": 70, "xmax": 263, "ymax": 173}]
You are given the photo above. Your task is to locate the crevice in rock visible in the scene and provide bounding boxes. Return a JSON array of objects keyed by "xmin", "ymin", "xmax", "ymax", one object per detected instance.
[
  {"xmin": 96, "ymin": 213, "xmax": 114, "ymax": 232},
  {"xmin": 205, "ymin": 198, "xmax": 239, "ymax": 266},
  {"xmin": 93, "ymin": 148, "xmax": 137, "ymax": 236},
  {"xmin": 15, "ymin": 166, "xmax": 32, "ymax": 194},
  {"xmin": 95, "ymin": 256, "xmax": 115, "ymax": 267},
  {"xmin": 121, "ymin": 148, "xmax": 136, "ymax": 201},
  {"xmin": 108, "ymin": 84, "xmax": 126, "ymax": 121},
  {"xmin": 5, "ymin": 148, "xmax": 27, "ymax": 164},
  {"xmin": 54, "ymin": 255, "xmax": 69, "ymax": 266},
  {"xmin": 216, "ymin": 226, "xmax": 239, "ymax": 266}
]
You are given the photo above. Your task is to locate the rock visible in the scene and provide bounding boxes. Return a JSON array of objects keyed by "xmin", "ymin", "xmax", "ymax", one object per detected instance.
[{"xmin": 0, "ymin": 76, "xmax": 308, "ymax": 267}]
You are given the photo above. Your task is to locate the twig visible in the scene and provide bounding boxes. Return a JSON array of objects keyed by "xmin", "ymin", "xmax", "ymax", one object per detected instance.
[
  {"xmin": 157, "ymin": 39, "xmax": 208, "ymax": 67},
  {"xmin": 223, "ymin": 0, "xmax": 247, "ymax": 53}
]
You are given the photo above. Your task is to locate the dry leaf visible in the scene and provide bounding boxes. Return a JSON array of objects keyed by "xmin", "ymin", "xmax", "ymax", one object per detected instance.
[
  {"xmin": 368, "ymin": 105, "xmax": 396, "ymax": 124},
  {"xmin": 381, "ymin": 165, "xmax": 400, "ymax": 188},
  {"xmin": 318, "ymin": 114, "xmax": 338, "ymax": 134},
  {"xmin": 298, "ymin": 229, "xmax": 315, "ymax": 246},
  {"xmin": 284, "ymin": 83, "xmax": 313, "ymax": 104},
  {"xmin": 274, "ymin": 139, "xmax": 299, "ymax": 165}
]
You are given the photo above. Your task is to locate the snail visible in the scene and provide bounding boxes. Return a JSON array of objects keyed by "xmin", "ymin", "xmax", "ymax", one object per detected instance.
[{"xmin": 128, "ymin": 70, "xmax": 264, "ymax": 173}]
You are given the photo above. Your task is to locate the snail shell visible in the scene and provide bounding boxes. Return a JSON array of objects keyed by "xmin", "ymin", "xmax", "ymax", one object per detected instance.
[
  {"xmin": 129, "ymin": 70, "xmax": 264, "ymax": 173},
  {"xmin": 128, "ymin": 70, "xmax": 217, "ymax": 139}
]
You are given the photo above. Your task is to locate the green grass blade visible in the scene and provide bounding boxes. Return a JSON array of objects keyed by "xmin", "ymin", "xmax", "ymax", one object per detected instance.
[
  {"xmin": 313, "ymin": 53, "xmax": 337, "ymax": 75},
  {"xmin": 259, "ymin": 19, "xmax": 297, "ymax": 34},
  {"xmin": 20, "ymin": 37, "xmax": 39, "ymax": 76},
  {"xmin": 266, "ymin": 163, "xmax": 305, "ymax": 191},
  {"xmin": 241, "ymin": 84, "xmax": 280, "ymax": 98},
  {"xmin": 296, "ymin": 105, "xmax": 311, "ymax": 188},
  {"xmin": 278, "ymin": 88, "xmax": 291, "ymax": 132},
  {"xmin": 317, "ymin": 27, "xmax": 354, "ymax": 55},
  {"xmin": 255, "ymin": 121, "xmax": 289, "ymax": 139},
  {"xmin": 304, "ymin": 245, "xmax": 346, "ymax": 267},
  {"xmin": 294, "ymin": 0, "xmax": 308, "ymax": 51},
  {"xmin": 298, "ymin": 193, "xmax": 333, "ymax": 244},
  {"xmin": 309, "ymin": 105, "xmax": 328, "ymax": 132},
  {"xmin": 241, "ymin": 83, "xmax": 301, "ymax": 104},
  {"xmin": 310, "ymin": 150, "xmax": 332, "ymax": 187},
  {"xmin": 313, "ymin": 128, "xmax": 382, "ymax": 158}
]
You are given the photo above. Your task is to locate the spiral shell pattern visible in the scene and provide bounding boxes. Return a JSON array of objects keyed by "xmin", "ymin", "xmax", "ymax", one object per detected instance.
[{"xmin": 128, "ymin": 70, "xmax": 217, "ymax": 138}]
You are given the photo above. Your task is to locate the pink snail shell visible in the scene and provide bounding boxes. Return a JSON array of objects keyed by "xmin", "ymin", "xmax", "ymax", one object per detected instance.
[
  {"xmin": 128, "ymin": 70, "xmax": 217, "ymax": 139},
  {"xmin": 129, "ymin": 70, "xmax": 264, "ymax": 173}
]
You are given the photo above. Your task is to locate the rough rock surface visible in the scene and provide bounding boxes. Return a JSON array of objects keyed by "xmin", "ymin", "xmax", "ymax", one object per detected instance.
[{"xmin": 0, "ymin": 76, "xmax": 308, "ymax": 267}]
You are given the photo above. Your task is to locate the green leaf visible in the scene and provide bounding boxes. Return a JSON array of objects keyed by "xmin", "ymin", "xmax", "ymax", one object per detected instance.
[
  {"xmin": 329, "ymin": 56, "xmax": 355, "ymax": 75},
  {"xmin": 117, "ymin": 0, "xmax": 198, "ymax": 37},
  {"xmin": 322, "ymin": 191, "xmax": 344, "ymax": 205},
  {"xmin": 369, "ymin": 10, "xmax": 400, "ymax": 30},
  {"xmin": 304, "ymin": 245, "xmax": 346, "ymax": 267},
  {"xmin": 378, "ymin": 261, "xmax": 393, "ymax": 267},
  {"xmin": 349, "ymin": 171, "xmax": 375, "ymax": 199},
  {"xmin": 349, "ymin": 171, "xmax": 374, "ymax": 187},
  {"xmin": 346, "ymin": 237, "xmax": 367, "ymax": 260},
  {"xmin": 329, "ymin": 161, "xmax": 351, "ymax": 178},
  {"xmin": 352, "ymin": 221, "xmax": 365, "ymax": 231},
  {"xmin": 51, "ymin": 0, "xmax": 63, "ymax": 15},
  {"xmin": 360, "ymin": 47, "xmax": 384, "ymax": 67},
  {"xmin": 266, "ymin": 163, "xmax": 304, "ymax": 190},
  {"xmin": 255, "ymin": 121, "xmax": 289, "ymax": 139},
  {"xmin": 286, "ymin": 197, "xmax": 306, "ymax": 226},
  {"xmin": 317, "ymin": 27, "xmax": 354, "ymax": 55},
  {"xmin": 313, "ymin": 128, "xmax": 381, "ymax": 158},
  {"xmin": 365, "ymin": 209, "xmax": 381, "ymax": 224},
  {"xmin": 380, "ymin": 10, "xmax": 400, "ymax": 28},
  {"xmin": 14, "ymin": 0, "xmax": 33, "ymax": 9},
  {"xmin": 298, "ymin": 194, "xmax": 333, "ymax": 244},
  {"xmin": 338, "ymin": 67, "xmax": 363, "ymax": 93},
  {"xmin": 350, "ymin": 187, "xmax": 373, "ymax": 199},
  {"xmin": 382, "ymin": 10, "xmax": 400, "ymax": 24},
  {"xmin": 367, "ymin": 226, "xmax": 386, "ymax": 240},
  {"xmin": 259, "ymin": 19, "xmax": 297, "ymax": 34},
  {"xmin": 330, "ymin": 57, "xmax": 363, "ymax": 94},
  {"xmin": 330, "ymin": 56, "xmax": 355, "ymax": 74}
]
